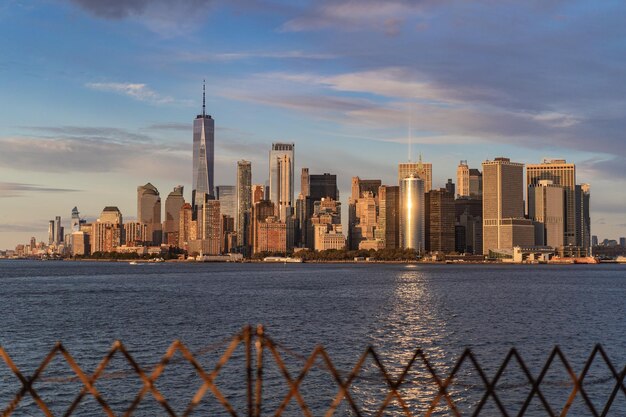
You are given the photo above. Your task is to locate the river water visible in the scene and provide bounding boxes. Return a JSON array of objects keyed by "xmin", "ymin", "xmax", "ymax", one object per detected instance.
[{"xmin": 0, "ymin": 261, "xmax": 625, "ymax": 416}]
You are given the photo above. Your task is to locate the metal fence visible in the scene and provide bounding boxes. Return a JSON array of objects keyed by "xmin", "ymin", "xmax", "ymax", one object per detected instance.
[{"xmin": 1, "ymin": 325, "xmax": 625, "ymax": 416}]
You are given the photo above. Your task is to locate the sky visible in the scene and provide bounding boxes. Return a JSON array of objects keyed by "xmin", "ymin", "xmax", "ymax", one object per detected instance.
[{"xmin": 1, "ymin": 0, "xmax": 626, "ymax": 249}]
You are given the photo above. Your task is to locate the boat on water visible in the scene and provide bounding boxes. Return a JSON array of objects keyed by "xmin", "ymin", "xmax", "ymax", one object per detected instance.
[
  {"xmin": 616, "ymin": 256, "xmax": 626, "ymax": 264},
  {"xmin": 573, "ymin": 257, "xmax": 600, "ymax": 264},
  {"xmin": 129, "ymin": 261, "xmax": 139, "ymax": 265},
  {"xmin": 263, "ymin": 256, "xmax": 303, "ymax": 263}
]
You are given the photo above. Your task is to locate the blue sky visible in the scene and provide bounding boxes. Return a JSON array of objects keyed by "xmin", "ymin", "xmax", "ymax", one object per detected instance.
[{"xmin": 1, "ymin": 0, "xmax": 625, "ymax": 248}]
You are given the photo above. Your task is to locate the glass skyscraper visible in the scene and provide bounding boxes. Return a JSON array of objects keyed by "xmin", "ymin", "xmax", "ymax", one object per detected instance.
[{"xmin": 192, "ymin": 82, "xmax": 215, "ymax": 214}]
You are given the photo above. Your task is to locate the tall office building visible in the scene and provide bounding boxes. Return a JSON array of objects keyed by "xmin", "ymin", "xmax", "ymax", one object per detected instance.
[
  {"xmin": 425, "ymin": 189, "xmax": 455, "ymax": 253},
  {"xmin": 54, "ymin": 216, "xmax": 63, "ymax": 246},
  {"xmin": 48, "ymin": 220, "xmax": 55, "ymax": 245},
  {"xmin": 400, "ymin": 175, "xmax": 425, "ymax": 252},
  {"xmin": 252, "ymin": 200, "xmax": 277, "ymax": 253},
  {"xmin": 398, "ymin": 157, "xmax": 432, "ymax": 191},
  {"xmin": 201, "ymin": 199, "xmax": 222, "ymax": 255},
  {"xmin": 528, "ymin": 180, "xmax": 565, "ymax": 248},
  {"xmin": 137, "ymin": 183, "xmax": 162, "ymax": 245},
  {"xmin": 348, "ymin": 177, "xmax": 382, "ymax": 250},
  {"xmin": 310, "ymin": 173, "xmax": 338, "ymax": 201},
  {"xmin": 93, "ymin": 207, "xmax": 123, "ymax": 253},
  {"xmin": 71, "ymin": 207, "xmax": 83, "ymax": 233},
  {"xmin": 163, "ymin": 186, "xmax": 185, "ymax": 246},
  {"xmin": 377, "ymin": 185, "xmax": 400, "ymax": 249},
  {"xmin": 252, "ymin": 184, "xmax": 265, "ymax": 205},
  {"xmin": 575, "ymin": 183, "xmax": 591, "ymax": 254},
  {"xmin": 301, "ymin": 168, "xmax": 310, "ymax": 197},
  {"xmin": 457, "ymin": 161, "xmax": 469, "ymax": 198},
  {"xmin": 216, "ymin": 185, "xmax": 237, "ymax": 219},
  {"xmin": 124, "ymin": 222, "xmax": 148, "ymax": 245},
  {"xmin": 236, "ymin": 160, "xmax": 252, "ymax": 250},
  {"xmin": 298, "ymin": 171, "xmax": 338, "ymax": 249},
  {"xmin": 178, "ymin": 203, "xmax": 193, "ymax": 250},
  {"xmin": 469, "ymin": 169, "xmax": 483, "ymax": 198},
  {"xmin": 482, "ymin": 157, "xmax": 534, "ymax": 255},
  {"xmin": 445, "ymin": 179, "xmax": 455, "ymax": 197},
  {"xmin": 192, "ymin": 81, "xmax": 215, "ymax": 214},
  {"xmin": 527, "ymin": 159, "xmax": 576, "ymax": 246},
  {"xmin": 269, "ymin": 143, "xmax": 295, "ymax": 221}
]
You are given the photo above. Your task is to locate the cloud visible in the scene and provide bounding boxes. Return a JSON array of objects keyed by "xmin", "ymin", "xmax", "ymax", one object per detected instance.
[
  {"xmin": 146, "ymin": 123, "xmax": 190, "ymax": 131},
  {"xmin": 24, "ymin": 126, "xmax": 153, "ymax": 142},
  {"xmin": 0, "ymin": 223, "xmax": 47, "ymax": 233},
  {"xmin": 0, "ymin": 126, "xmax": 188, "ymax": 178},
  {"xmin": 0, "ymin": 182, "xmax": 82, "ymax": 198},
  {"xmin": 174, "ymin": 50, "xmax": 336, "ymax": 63},
  {"xmin": 67, "ymin": 0, "xmax": 219, "ymax": 34},
  {"xmin": 85, "ymin": 82, "xmax": 187, "ymax": 105},
  {"xmin": 281, "ymin": 0, "xmax": 436, "ymax": 33}
]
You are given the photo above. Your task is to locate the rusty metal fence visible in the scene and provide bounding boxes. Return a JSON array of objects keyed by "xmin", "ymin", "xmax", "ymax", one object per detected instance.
[{"xmin": 1, "ymin": 325, "xmax": 625, "ymax": 416}]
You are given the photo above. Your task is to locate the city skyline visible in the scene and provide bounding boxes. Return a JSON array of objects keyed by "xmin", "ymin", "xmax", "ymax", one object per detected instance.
[{"xmin": 2, "ymin": 1, "xmax": 626, "ymax": 248}]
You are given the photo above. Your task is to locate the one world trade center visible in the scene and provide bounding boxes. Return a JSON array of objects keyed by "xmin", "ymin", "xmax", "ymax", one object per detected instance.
[{"xmin": 192, "ymin": 81, "xmax": 215, "ymax": 217}]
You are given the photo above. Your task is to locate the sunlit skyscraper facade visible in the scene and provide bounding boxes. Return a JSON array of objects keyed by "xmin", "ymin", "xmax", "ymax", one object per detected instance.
[
  {"xmin": 400, "ymin": 175, "xmax": 425, "ymax": 253},
  {"xmin": 269, "ymin": 143, "xmax": 294, "ymax": 221},
  {"xmin": 192, "ymin": 82, "xmax": 215, "ymax": 214}
]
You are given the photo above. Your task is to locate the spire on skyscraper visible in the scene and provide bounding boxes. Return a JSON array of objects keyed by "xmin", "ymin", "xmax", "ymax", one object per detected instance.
[{"xmin": 202, "ymin": 79, "xmax": 206, "ymax": 118}]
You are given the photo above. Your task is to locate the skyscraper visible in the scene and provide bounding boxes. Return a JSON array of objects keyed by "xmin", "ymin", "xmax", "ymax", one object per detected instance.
[
  {"xmin": 528, "ymin": 180, "xmax": 565, "ymax": 248},
  {"xmin": 301, "ymin": 168, "xmax": 310, "ymax": 197},
  {"xmin": 482, "ymin": 157, "xmax": 534, "ymax": 255},
  {"xmin": 575, "ymin": 183, "xmax": 591, "ymax": 254},
  {"xmin": 71, "ymin": 207, "xmax": 81, "ymax": 232},
  {"xmin": 457, "ymin": 161, "xmax": 469, "ymax": 198},
  {"xmin": 93, "ymin": 207, "xmax": 123, "ymax": 253},
  {"xmin": 425, "ymin": 189, "xmax": 455, "ymax": 253},
  {"xmin": 163, "ymin": 186, "xmax": 185, "ymax": 246},
  {"xmin": 192, "ymin": 81, "xmax": 215, "ymax": 214},
  {"xmin": 48, "ymin": 220, "xmax": 55, "ymax": 245},
  {"xmin": 54, "ymin": 216, "xmax": 63, "ymax": 246},
  {"xmin": 400, "ymin": 175, "xmax": 425, "ymax": 252},
  {"xmin": 377, "ymin": 185, "xmax": 400, "ymax": 249},
  {"xmin": 398, "ymin": 156, "xmax": 432, "ymax": 191},
  {"xmin": 310, "ymin": 173, "xmax": 338, "ymax": 201},
  {"xmin": 252, "ymin": 184, "xmax": 265, "ymax": 205},
  {"xmin": 469, "ymin": 169, "xmax": 483, "ymax": 198},
  {"xmin": 216, "ymin": 185, "xmax": 237, "ymax": 219},
  {"xmin": 348, "ymin": 177, "xmax": 382, "ymax": 250},
  {"xmin": 178, "ymin": 203, "xmax": 193, "ymax": 250},
  {"xmin": 137, "ymin": 183, "xmax": 162, "ymax": 245},
  {"xmin": 269, "ymin": 143, "xmax": 295, "ymax": 221},
  {"xmin": 236, "ymin": 160, "xmax": 252, "ymax": 249},
  {"xmin": 526, "ymin": 159, "xmax": 576, "ymax": 246}
]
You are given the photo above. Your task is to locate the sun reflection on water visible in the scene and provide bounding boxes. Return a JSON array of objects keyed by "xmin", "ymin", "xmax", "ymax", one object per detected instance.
[{"xmin": 345, "ymin": 267, "xmax": 458, "ymax": 415}]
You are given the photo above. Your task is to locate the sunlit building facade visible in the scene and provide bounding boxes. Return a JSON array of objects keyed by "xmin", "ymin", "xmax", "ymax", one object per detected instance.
[
  {"xmin": 398, "ymin": 157, "xmax": 432, "ymax": 192},
  {"xmin": 400, "ymin": 175, "xmax": 425, "ymax": 253},
  {"xmin": 137, "ymin": 183, "xmax": 162, "ymax": 245},
  {"xmin": 163, "ymin": 186, "xmax": 184, "ymax": 246},
  {"xmin": 269, "ymin": 143, "xmax": 295, "ymax": 221}
]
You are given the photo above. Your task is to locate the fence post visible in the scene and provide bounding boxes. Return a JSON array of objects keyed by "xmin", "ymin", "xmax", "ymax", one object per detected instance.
[
  {"xmin": 255, "ymin": 324, "xmax": 264, "ymax": 417},
  {"xmin": 245, "ymin": 325, "xmax": 253, "ymax": 417}
]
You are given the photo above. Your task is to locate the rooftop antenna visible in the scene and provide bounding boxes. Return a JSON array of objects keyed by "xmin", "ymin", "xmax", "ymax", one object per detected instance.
[{"xmin": 202, "ymin": 79, "xmax": 206, "ymax": 117}]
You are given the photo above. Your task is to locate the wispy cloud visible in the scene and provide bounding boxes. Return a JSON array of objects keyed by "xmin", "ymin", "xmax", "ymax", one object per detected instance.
[
  {"xmin": 175, "ymin": 50, "xmax": 336, "ymax": 62},
  {"xmin": 281, "ymin": 0, "xmax": 437, "ymax": 33},
  {"xmin": 0, "ymin": 223, "xmax": 48, "ymax": 233},
  {"xmin": 0, "ymin": 182, "xmax": 82, "ymax": 198},
  {"xmin": 85, "ymin": 82, "xmax": 187, "ymax": 105}
]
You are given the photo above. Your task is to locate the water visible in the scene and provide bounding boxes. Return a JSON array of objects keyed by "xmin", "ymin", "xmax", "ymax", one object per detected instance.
[{"xmin": 0, "ymin": 260, "xmax": 625, "ymax": 416}]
